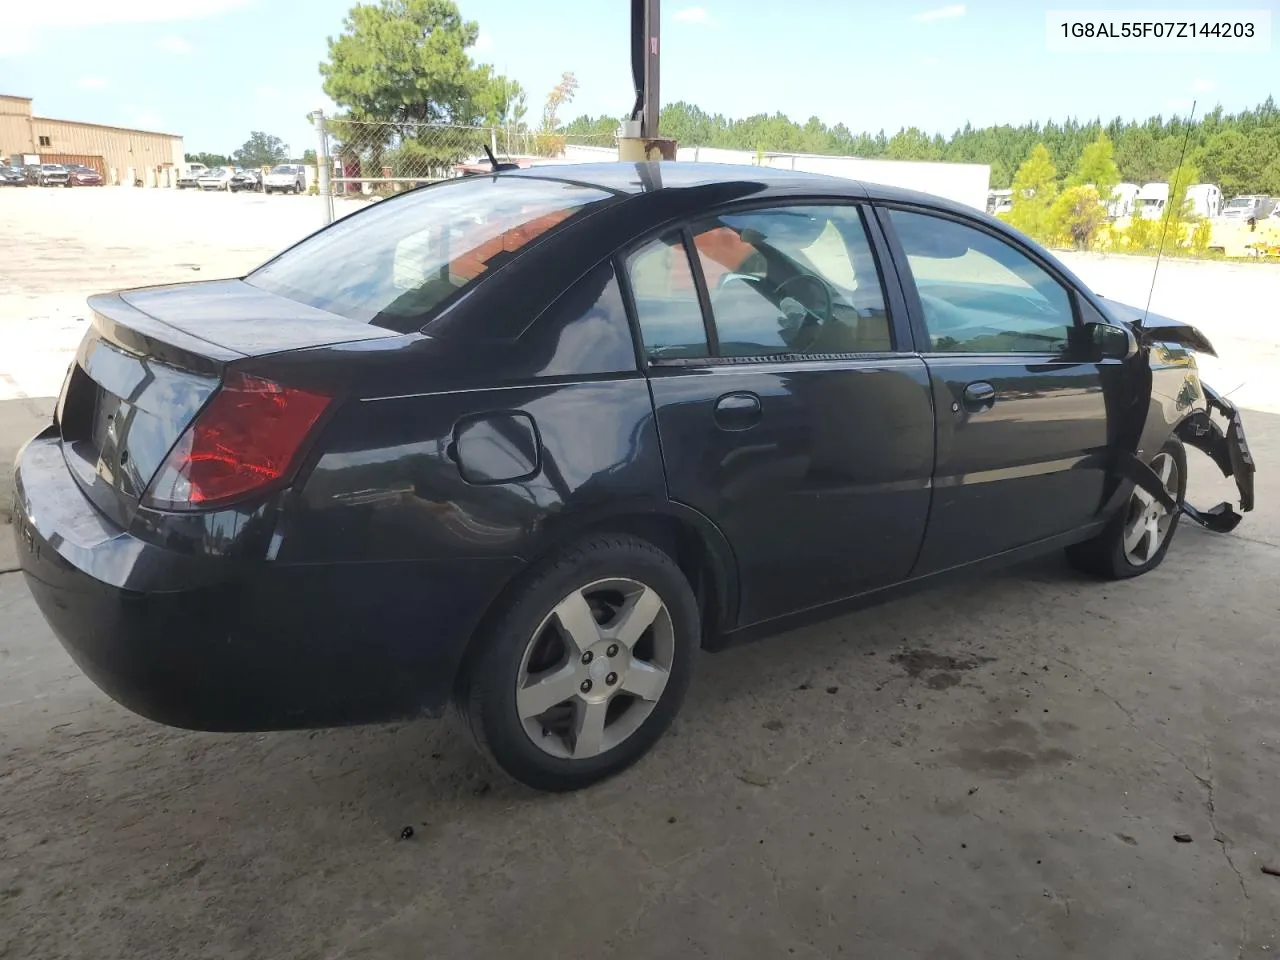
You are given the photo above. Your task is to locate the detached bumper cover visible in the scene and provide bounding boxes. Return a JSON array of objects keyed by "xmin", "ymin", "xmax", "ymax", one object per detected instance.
[{"xmin": 1123, "ymin": 382, "xmax": 1255, "ymax": 533}]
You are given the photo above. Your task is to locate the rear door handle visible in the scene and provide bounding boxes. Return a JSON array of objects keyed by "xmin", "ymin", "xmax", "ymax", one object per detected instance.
[
  {"xmin": 713, "ymin": 392, "xmax": 762, "ymax": 431},
  {"xmin": 962, "ymin": 381, "xmax": 996, "ymax": 412}
]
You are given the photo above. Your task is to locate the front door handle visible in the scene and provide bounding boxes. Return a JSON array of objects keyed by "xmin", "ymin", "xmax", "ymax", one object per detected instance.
[
  {"xmin": 962, "ymin": 381, "xmax": 996, "ymax": 413},
  {"xmin": 713, "ymin": 392, "xmax": 762, "ymax": 431}
]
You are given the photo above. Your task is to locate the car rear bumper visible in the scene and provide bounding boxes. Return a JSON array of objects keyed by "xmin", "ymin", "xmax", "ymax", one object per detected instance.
[{"xmin": 12, "ymin": 435, "xmax": 522, "ymax": 731}]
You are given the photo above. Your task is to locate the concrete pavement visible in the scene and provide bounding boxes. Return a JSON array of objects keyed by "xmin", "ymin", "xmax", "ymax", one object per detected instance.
[{"xmin": 1, "ymin": 415, "xmax": 1277, "ymax": 960}]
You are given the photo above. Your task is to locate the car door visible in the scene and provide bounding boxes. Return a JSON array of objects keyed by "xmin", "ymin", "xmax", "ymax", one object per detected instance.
[
  {"xmin": 879, "ymin": 205, "xmax": 1115, "ymax": 575},
  {"xmin": 623, "ymin": 203, "xmax": 936, "ymax": 628}
]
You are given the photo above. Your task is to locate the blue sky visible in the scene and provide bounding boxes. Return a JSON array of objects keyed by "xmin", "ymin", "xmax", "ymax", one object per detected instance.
[{"xmin": 2, "ymin": 0, "xmax": 1276, "ymax": 156}]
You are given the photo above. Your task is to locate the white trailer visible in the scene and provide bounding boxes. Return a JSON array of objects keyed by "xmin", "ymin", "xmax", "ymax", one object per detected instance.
[
  {"xmin": 1186, "ymin": 183, "xmax": 1223, "ymax": 219},
  {"xmin": 1108, "ymin": 182, "xmax": 1140, "ymax": 219}
]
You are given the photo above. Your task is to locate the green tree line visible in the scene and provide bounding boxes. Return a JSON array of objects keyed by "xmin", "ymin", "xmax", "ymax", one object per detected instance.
[
  {"xmin": 312, "ymin": 0, "xmax": 1279, "ymax": 199},
  {"xmin": 1004, "ymin": 135, "xmax": 1214, "ymax": 256},
  {"xmin": 565, "ymin": 98, "xmax": 1280, "ymax": 197}
]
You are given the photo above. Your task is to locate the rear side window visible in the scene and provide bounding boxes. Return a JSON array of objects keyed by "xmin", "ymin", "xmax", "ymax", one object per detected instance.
[
  {"xmin": 248, "ymin": 177, "xmax": 612, "ymax": 333},
  {"xmin": 528, "ymin": 261, "xmax": 638, "ymax": 376},
  {"xmin": 626, "ymin": 233, "xmax": 709, "ymax": 359}
]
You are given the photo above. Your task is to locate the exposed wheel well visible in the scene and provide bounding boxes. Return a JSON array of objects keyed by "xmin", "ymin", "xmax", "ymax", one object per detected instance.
[{"xmin": 451, "ymin": 513, "xmax": 731, "ymax": 699}]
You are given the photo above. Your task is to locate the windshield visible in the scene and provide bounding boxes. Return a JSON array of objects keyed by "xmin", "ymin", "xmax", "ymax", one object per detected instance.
[
  {"xmin": 1226, "ymin": 198, "xmax": 1254, "ymax": 208},
  {"xmin": 247, "ymin": 176, "xmax": 612, "ymax": 332},
  {"xmin": 270, "ymin": 165, "xmax": 297, "ymax": 174}
]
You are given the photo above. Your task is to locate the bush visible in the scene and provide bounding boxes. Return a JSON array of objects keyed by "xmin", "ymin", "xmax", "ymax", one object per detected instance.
[
  {"xmin": 1191, "ymin": 219, "xmax": 1212, "ymax": 253},
  {"xmin": 1049, "ymin": 185, "xmax": 1107, "ymax": 249},
  {"xmin": 1125, "ymin": 215, "xmax": 1159, "ymax": 252}
]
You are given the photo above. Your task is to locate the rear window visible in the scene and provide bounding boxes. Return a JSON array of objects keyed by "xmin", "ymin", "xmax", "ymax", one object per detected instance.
[{"xmin": 248, "ymin": 176, "xmax": 612, "ymax": 333}]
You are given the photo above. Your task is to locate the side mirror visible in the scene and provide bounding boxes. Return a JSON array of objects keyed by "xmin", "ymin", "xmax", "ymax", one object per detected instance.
[{"xmin": 1086, "ymin": 321, "xmax": 1138, "ymax": 361}]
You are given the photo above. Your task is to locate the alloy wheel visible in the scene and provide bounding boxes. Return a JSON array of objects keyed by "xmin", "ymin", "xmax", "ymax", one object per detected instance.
[
  {"xmin": 1123, "ymin": 451, "xmax": 1179, "ymax": 565},
  {"xmin": 515, "ymin": 578, "xmax": 674, "ymax": 760}
]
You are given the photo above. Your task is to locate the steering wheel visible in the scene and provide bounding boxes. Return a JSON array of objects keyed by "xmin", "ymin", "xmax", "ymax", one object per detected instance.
[{"xmin": 774, "ymin": 274, "xmax": 833, "ymax": 350}]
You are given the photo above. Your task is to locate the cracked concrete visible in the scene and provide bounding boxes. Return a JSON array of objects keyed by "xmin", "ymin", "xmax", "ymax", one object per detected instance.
[{"xmin": 1, "ymin": 415, "xmax": 1277, "ymax": 958}]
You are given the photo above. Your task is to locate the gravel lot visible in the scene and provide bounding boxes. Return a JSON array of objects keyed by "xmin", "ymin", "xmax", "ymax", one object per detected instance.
[{"xmin": 2, "ymin": 186, "xmax": 1279, "ymax": 959}]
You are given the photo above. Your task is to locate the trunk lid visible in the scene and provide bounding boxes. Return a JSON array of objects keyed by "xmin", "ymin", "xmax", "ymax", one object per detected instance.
[{"xmin": 57, "ymin": 279, "xmax": 398, "ymax": 525}]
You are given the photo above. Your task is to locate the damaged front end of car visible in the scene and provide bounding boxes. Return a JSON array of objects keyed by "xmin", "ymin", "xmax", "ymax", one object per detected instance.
[{"xmin": 1116, "ymin": 311, "xmax": 1256, "ymax": 534}]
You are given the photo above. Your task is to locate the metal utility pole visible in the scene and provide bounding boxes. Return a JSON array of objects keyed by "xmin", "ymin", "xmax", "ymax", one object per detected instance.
[
  {"xmin": 312, "ymin": 109, "xmax": 334, "ymax": 226},
  {"xmin": 618, "ymin": 0, "xmax": 676, "ymax": 162}
]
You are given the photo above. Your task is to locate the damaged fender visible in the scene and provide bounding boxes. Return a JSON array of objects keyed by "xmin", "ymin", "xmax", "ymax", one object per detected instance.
[{"xmin": 1120, "ymin": 382, "xmax": 1255, "ymax": 533}]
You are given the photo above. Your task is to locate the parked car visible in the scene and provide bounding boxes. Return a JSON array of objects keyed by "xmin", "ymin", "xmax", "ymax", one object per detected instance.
[
  {"xmin": 1223, "ymin": 195, "xmax": 1276, "ymax": 221},
  {"xmin": 65, "ymin": 164, "xmax": 104, "ymax": 187},
  {"xmin": 195, "ymin": 167, "xmax": 234, "ymax": 191},
  {"xmin": 10, "ymin": 163, "xmax": 1255, "ymax": 792},
  {"xmin": 263, "ymin": 164, "xmax": 306, "ymax": 194},
  {"xmin": 0, "ymin": 165, "xmax": 26, "ymax": 186},
  {"xmin": 230, "ymin": 169, "xmax": 261, "ymax": 193},
  {"xmin": 35, "ymin": 163, "xmax": 70, "ymax": 187},
  {"xmin": 177, "ymin": 164, "xmax": 209, "ymax": 189}
]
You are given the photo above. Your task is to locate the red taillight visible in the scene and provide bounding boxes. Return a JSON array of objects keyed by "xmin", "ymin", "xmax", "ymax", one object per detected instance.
[{"xmin": 145, "ymin": 372, "xmax": 331, "ymax": 508}]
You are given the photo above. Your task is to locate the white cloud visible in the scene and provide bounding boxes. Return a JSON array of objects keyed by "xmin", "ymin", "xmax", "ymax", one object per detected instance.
[
  {"xmin": 1192, "ymin": 78, "xmax": 1216, "ymax": 93},
  {"xmin": 77, "ymin": 76, "xmax": 108, "ymax": 90},
  {"xmin": 674, "ymin": 6, "xmax": 714, "ymax": 24},
  {"xmin": 473, "ymin": 30, "xmax": 493, "ymax": 52},
  {"xmin": 157, "ymin": 35, "xmax": 192, "ymax": 55},
  {"xmin": 912, "ymin": 4, "xmax": 965, "ymax": 23},
  {"xmin": 12, "ymin": 0, "xmax": 252, "ymax": 26},
  {"xmin": 922, "ymin": 56, "xmax": 941, "ymax": 65}
]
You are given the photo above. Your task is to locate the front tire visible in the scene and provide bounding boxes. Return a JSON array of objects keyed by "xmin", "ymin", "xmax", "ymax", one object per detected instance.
[
  {"xmin": 1066, "ymin": 438, "xmax": 1187, "ymax": 579},
  {"xmin": 460, "ymin": 534, "xmax": 698, "ymax": 792}
]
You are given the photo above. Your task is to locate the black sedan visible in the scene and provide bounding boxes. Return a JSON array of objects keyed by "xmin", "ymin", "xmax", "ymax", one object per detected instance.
[
  {"xmin": 11, "ymin": 163, "xmax": 1254, "ymax": 792},
  {"xmin": 0, "ymin": 165, "xmax": 27, "ymax": 186}
]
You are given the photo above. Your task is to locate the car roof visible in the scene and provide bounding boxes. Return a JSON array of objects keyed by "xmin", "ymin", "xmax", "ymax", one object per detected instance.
[{"xmin": 505, "ymin": 160, "xmax": 977, "ymax": 217}]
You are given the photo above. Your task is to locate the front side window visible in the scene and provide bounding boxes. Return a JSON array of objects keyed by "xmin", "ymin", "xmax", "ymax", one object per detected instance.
[
  {"xmin": 690, "ymin": 205, "xmax": 891, "ymax": 357},
  {"xmin": 888, "ymin": 209, "xmax": 1075, "ymax": 354},
  {"xmin": 248, "ymin": 176, "xmax": 613, "ymax": 332}
]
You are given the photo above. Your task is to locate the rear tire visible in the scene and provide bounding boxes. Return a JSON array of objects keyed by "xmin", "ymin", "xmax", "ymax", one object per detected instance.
[
  {"xmin": 460, "ymin": 534, "xmax": 698, "ymax": 792},
  {"xmin": 1066, "ymin": 438, "xmax": 1187, "ymax": 579}
]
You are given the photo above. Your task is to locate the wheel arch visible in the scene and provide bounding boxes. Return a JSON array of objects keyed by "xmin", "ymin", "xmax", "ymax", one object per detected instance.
[{"xmin": 450, "ymin": 501, "xmax": 740, "ymax": 698}]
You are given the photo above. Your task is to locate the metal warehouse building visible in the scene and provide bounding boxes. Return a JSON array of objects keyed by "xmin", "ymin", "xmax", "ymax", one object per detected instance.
[{"xmin": 1, "ymin": 94, "xmax": 184, "ymax": 186}]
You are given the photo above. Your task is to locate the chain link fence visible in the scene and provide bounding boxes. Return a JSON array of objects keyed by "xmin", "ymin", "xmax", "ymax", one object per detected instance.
[{"xmin": 316, "ymin": 116, "xmax": 618, "ymax": 202}]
